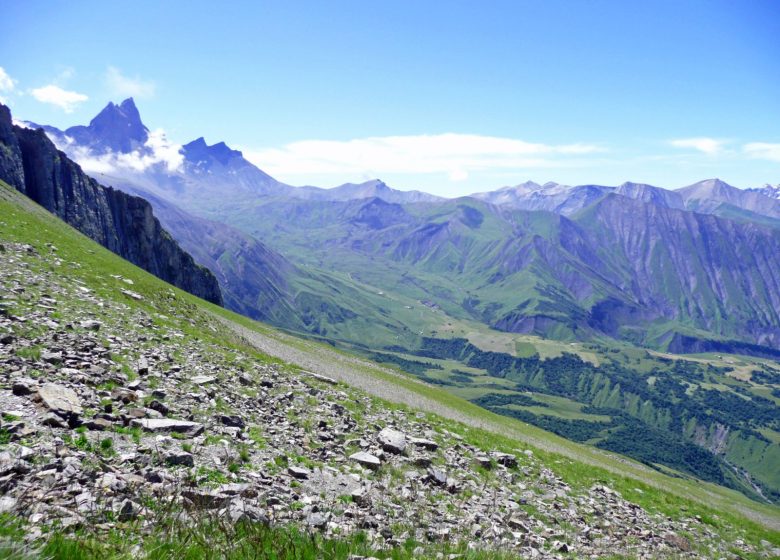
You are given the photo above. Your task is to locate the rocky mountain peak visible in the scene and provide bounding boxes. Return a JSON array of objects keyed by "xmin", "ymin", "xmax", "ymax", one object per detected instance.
[
  {"xmin": 64, "ymin": 97, "xmax": 149, "ymax": 154},
  {"xmin": 616, "ymin": 182, "xmax": 684, "ymax": 208},
  {"xmin": 681, "ymin": 178, "xmax": 737, "ymax": 197},
  {"xmin": 182, "ymin": 137, "xmax": 244, "ymax": 166},
  {"xmin": 89, "ymin": 98, "xmax": 146, "ymax": 137},
  {"xmin": 517, "ymin": 180, "xmax": 543, "ymax": 190},
  {"xmin": 368, "ymin": 178, "xmax": 389, "ymax": 190}
]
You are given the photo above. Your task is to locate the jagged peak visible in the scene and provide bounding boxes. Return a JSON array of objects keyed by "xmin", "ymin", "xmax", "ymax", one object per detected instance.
[
  {"xmin": 182, "ymin": 136, "xmax": 243, "ymax": 165},
  {"xmin": 89, "ymin": 98, "xmax": 145, "ymax": 131},
  {"xmin": 184, "ymin": 137, "xmax": 207, "ymax": 149},
  {"xmin": 119, "ymin": 97, "xmax": 137, "ymax": 110}
]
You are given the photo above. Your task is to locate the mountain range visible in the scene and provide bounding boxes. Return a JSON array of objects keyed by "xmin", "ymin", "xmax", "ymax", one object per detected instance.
[
  {"xmin": 5, "ymin": 98, "xmax": 780, "ymax": 505},
  {"xmin": 26, "ymin": 98, "xmax": 780, "ymax": 358}
]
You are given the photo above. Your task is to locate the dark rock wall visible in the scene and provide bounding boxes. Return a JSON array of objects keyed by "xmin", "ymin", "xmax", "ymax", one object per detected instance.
[{"xmin": 0, "ymin": 103, "xmax": 222, "ymax": 305}]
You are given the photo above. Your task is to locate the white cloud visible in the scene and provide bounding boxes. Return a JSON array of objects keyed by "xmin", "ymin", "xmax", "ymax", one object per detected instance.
[
  {"xmin": 30, "ymin": 85, "xmax": 88, "ymax": 113},
  {"xmin": 65, "ymin": 128, "xmax": 183, "ymax": 174},
  {"xmin": 242, "ymin": 133, "xmax": 604, "ymax": 180},
  {"xmin": 0, "ymin": 66, "xmax": 17, "ymax": 104},
  {"xmin": 743, "ymin": 142, "xmax": 780, "ymax": 163},
  {"xmin": 105, "ymin": 66, "xmax": 155, "ymax": 99},
  {"xmin": 669, "ymin": 137, "xmax": 727, "ymax": 155}
]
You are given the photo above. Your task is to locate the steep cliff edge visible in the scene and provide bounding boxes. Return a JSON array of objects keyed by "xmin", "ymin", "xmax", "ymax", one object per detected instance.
[{"xmin": 0, "ymin": 103, "xmax": 222, "ymax": 305}]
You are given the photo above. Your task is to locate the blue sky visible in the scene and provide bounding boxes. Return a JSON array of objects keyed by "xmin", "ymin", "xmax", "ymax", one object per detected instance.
[{"xmin": 1, "ymin": 0, "xmax": 778, "ymax": 196}]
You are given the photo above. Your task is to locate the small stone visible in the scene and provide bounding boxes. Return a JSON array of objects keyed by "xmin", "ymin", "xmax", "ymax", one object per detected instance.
[
  {"xmin": 0, "ymin": 496, "xmax": 16, "ymax": 514},
  {"xmin": 147, "ymin": 400, "xmax": 170, "ymax": 415},
  {"xmin": 191, "ymin": 375, "xmax": 216, "ymax": 385},
  {"xmin": 349, "ymin": 451, "xmax": 381, "ymax": 470},
  {"xmin": 508, "ymin": 516, "xmax": 529, "ymax": 532},
  {"xmin": 220, "ymin": 414, "xmax": 245, "ymax": 429},
  {"xmin": 12, "ymin": 377, "xmax": 38, "ymax": 396},
  {"xmin": 427, "ymin": 468, "xmax": 447, "ymax": 486},
  {"xmin": 491, "ymin": 452, "xmax": 518, "ymax": 468},
  {"xmin": 351, "ymin": 488, "xmax": 368, "ymax": 505},
  {"xmin": 85, "ymin": 418, "xmax": 113, "ymax": 431},
  {"xmin": 111, "ymin": 388, "xmax": 138, "ymax": 404},
  {"xmin": 378, "ymin": 427, "xmax": 407, "ymax": 454},
  {"xmin": 121, "ymin": 289, "xmax": 143, "ymax": 301},
  {"xmin": 228, "ymin": 500, "xmax": 268, "ymax": 523},
  {"xmin": 38, "ymin": 383, "xmax": 83, "ymax": 417},
  {"xmin": 409, "ymin": 437, "xmax": 438, "ymax": 451},
  {"xmin": 131, "ymin": 418, "xmax": 204, "ymax": 437},
  {"xmin": 307, "ymin": 512, "xmax": 328, "ymax": 529},
  {"xmin": 165, "ymin": 451, "xmax": 195, "ymax": 467},
  {"xmin": 41, "ymin": 413, "xmax": 67, "ymax": 428},
  {"xmin": 125, "ymin": 408, "xmax": 147, "ymax": 420},
  {"xmin": 117, "ymin": 499, "xmax": 140, "ymax": 521},
  {"xmin": 41, "ymin": 350, "xmax": 63, "ymax": 364},
  {"xmin": 288, "ymin": 466, "xmax": 310, "ymax": 480}
]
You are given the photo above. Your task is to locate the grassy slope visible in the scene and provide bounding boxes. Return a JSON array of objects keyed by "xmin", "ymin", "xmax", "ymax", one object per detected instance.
[{"xmin": 1, "ymin": 180, "xmax": 778, "ymax": 550}]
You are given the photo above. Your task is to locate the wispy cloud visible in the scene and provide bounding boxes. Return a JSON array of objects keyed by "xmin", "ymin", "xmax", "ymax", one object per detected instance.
[
  {"xmin": 743, "ymin": 142, "xmax": 780, "ymax": 163},
  {"xmin": 105, "ymin": 66, "xmax": 155, "ymax": 99},
  {"xmin": 669, "ymin": 137, "xmax": 728, "ymax": 155},
  {"xmin": 59, "ymin": 129, "xmax": 183, "ymax": 174},
  {"xmin": 30, "ymin": 84, "xmax": 88, "ymax": 113},
  {"xmin": 242, "ymin": 133, "xmax": 605, "ymax": 181},
  {"xmin": 0, "ymin": 66, "xmax": 17, "ymax": 104}
]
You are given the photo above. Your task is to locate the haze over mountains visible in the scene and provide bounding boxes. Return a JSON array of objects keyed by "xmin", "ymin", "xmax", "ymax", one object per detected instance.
[{"xmin": 25, "ymin": 98, "xmax": 780, "ymax": 358}]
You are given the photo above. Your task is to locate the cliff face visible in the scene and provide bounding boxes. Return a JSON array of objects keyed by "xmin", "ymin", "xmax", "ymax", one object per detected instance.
[
  {"xmin": 0, "ymin": 103, "xmax": 222, "ymax": 305},
  {"xmin": 0, "ymin": 105, "xmax": 25, "ymax": 191}
]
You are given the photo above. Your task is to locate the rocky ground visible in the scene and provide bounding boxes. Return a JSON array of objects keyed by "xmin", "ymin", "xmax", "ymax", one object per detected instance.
[{"xmin": 0, "ymin": 240, "xmax": 775, "ymax": 559}]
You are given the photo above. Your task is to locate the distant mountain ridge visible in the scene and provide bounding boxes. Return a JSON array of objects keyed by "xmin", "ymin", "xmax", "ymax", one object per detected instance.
[
  {"xmin": 748, "ymin": 183, "xmax": 780, "ymax": 200},
  {"xmin": 26, "ymin": 98, "xmax": 437, "ymax": 208},
  {"xmin": 28, "ymin": 98, "xmax": 778, "ymax": 217},
  {"xmin": 28, "ymin": 98, "xmax": 149, "ymax": 155},
  {"xmin": 472, "ymin": 178, "xmax": 780, "ymax": 220},
  {"xmin": 20, "ymin": 99, "xmax": 780, "ymax": 356}
]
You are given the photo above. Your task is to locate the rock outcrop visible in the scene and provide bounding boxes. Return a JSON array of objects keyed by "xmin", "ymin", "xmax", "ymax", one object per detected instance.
[{"xmin": 0, "ymin": 103, "xmax": 222, "ymax": 305}]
